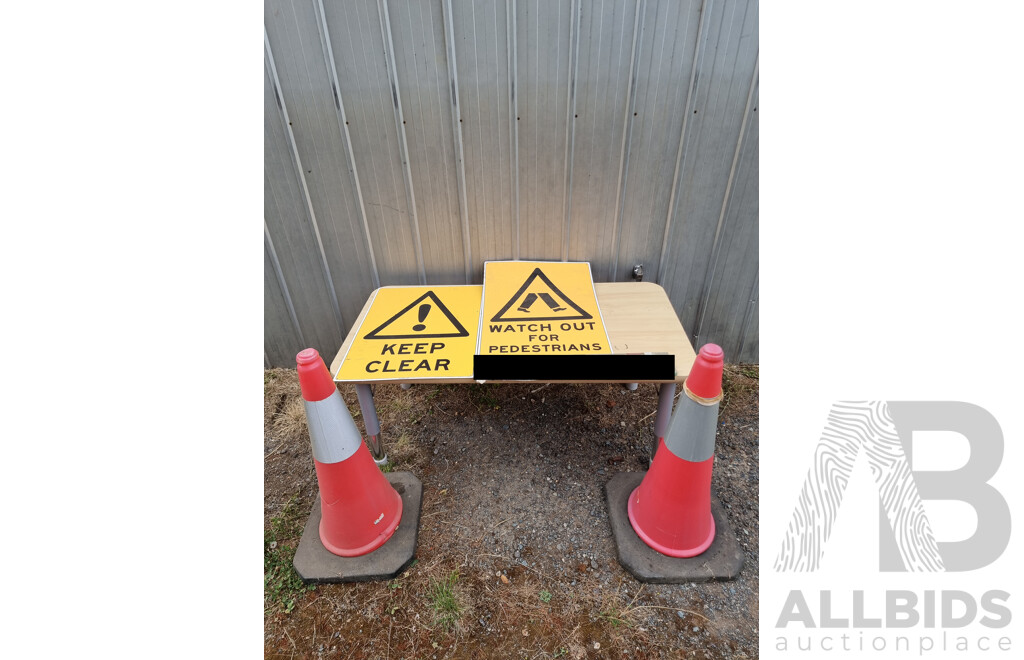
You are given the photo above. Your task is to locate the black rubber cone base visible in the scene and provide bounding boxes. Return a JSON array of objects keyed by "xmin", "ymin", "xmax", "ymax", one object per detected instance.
[
  {"xmin": 604, "ymin": 471, "xmax": 744, "ymax": 583},
  {"xmin": 293, "ymin": 471, "xmax": 422, "ymax": 583}
]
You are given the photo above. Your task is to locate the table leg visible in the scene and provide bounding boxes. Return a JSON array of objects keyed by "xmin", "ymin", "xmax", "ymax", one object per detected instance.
[
  {"xmin": 355, "ymin": 384, "xmax": 387, "ymax": 466},
  {"xmin": 652, "ymin": 383, "xmax": 677, "ymax": 463}
]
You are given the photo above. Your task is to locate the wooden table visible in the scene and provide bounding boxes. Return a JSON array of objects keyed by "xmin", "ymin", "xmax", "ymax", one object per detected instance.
[{"xmin": 330, "ymin": 282, "xmax": 696, "ymax": 463}]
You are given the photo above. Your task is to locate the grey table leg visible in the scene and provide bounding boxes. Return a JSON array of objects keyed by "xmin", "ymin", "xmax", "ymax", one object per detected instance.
[
  {"xmin": 355, "ymin": 384, "xmax": 387, "ymax": 466},
  {"xmin": 652, "ymin": 383, "xmax": 677, "ymax": 464}
]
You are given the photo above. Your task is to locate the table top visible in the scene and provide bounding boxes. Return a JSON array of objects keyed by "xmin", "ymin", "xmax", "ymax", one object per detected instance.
[{"xmin": 330, "ymin": 281, "xmax": 696, "ymax": 384}]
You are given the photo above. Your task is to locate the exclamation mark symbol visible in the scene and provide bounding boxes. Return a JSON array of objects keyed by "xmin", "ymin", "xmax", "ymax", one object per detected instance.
[{"xmin": 413, "ymin": 304, "xmax": 430, "ymax": 331}]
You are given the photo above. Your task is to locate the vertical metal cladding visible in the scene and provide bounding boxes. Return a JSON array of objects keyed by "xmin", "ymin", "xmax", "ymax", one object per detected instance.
[
  {"xmin": 264, "ymin": 0, "xmax": 759, "ymax": 367},
  {"xmin": 660, "ymin": 0, "xmax": 759, "ymax": 350}
]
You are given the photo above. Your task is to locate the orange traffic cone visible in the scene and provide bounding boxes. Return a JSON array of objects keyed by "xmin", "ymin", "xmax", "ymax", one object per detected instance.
[
  {"xmin": 627, "ymin": 344, "xmax": 724, "ymax": 557},
  {"xmin": 296, "ymin": 348, "xmax": 402, "ymax": 557}
]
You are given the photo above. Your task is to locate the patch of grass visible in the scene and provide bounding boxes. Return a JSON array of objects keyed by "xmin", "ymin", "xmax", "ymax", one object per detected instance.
[
  {"xmin": 597, "ymin": 608, "xmax": 631, "ymax": 628},
  {"xmin": 271, "ymin": 398, "xmax": 308, "ymax": 441},
  {"xmin": 386, "ymin": 396, "xmax": 413, "ymax": 416},
  {"xmin": 595, "ymin": 587, "xmax": 650, "ymax": 629},
  {"xmin": 426, "ymin": 571, "xmax": 462, "ymax": 631},
  {"xmin": 738, "ymin": 364, "xmax": 758, "ymax": 379},
  {"xmin": 539, "ymin": 589, "xmax": 552, "ymax": 603},
  {"xmin": 721, "ymin": 364, "xmax": 758, "ymax": 411},
  {"xmin": 469, "ymin": 384, "xmax": 500, "ymax": 409},
  {"xmin": 264, "ymin": 496, "xmax": 314, "ymax": 614}
]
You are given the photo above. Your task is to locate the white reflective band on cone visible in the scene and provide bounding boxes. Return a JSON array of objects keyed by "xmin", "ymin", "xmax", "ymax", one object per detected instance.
[
  {"xmin": 662, "ymin": 393, "xmax": 719, "ymax": 463},
  {"xmin": 303, "ymin": 390, "xmax": 363, "ymax": 464}
]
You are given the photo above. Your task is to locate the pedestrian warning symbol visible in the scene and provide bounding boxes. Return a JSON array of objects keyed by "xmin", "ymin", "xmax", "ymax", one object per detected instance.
[
  {"xmin": 364, "ymin": 291, "xmax": 470, "ymax": 339},
  {"xmin": 477, "ymin": 261, "xmax": 611, "ymax": 359},
  {"xmin": 335, "ymin": 286, "xmax": 482, "ymax": 382},
  {"xmin": 490, "ymin": 268, "xmax": 592, "ymax": 322}
]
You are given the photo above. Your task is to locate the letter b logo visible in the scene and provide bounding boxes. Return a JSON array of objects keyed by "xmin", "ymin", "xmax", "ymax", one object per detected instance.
[{"xmin": 775, "ymin": 401, "xmax": 1010, "ymax": 572}]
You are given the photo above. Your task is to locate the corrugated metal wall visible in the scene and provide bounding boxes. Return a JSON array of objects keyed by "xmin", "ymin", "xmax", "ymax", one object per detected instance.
[{"xmin": 264, "ymin": 0, "xmax": 758, "ymax": 367}]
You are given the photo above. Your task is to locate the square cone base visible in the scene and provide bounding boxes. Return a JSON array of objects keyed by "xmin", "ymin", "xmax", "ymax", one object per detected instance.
[
  {"xmin": 293, "ymin": 471, "xmax": 422, "ymax": 583},
  {"xmin": 604, "ymin": 472, "xmax": 744, "ymax": 583}
]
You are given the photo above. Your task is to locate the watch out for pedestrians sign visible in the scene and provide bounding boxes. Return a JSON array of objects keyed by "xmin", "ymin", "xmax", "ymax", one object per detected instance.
[{"xmin": 477, "ymin": 261, "xmax": 611, "ymax": 357}]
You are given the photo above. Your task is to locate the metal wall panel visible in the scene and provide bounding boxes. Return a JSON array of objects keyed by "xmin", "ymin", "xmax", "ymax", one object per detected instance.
[
  {"xmin": 566, "ymin": 0, "xmax": 639, "ymax": 280},
  {"xmin": 388, "ymin": 0, "xmax": 469, "ymax": 284},
  {"xmin": 321, "ymin": 0, "xmax": 421, "ymax": 285},
  {"xmin": 452, "ymin": 0, "xmax": 517, "ymax": 282},
  {"xmin": 264, "ymin": 1, "xmax": 377, "ymax": 329},
  {"xmin": 739, "ymin": 270, "xmax": 758, "ymax": 363},
  {"xmin": 516, "ymin": 0, "xmax": 575, "ymax": 262},
  {"xmin": 610, "ymin": 0, "xmax": 708, "ymax": 280},
  {"xmin": 264, "ymin": 65, "xmax": 344, "ymax": 355},
  {"xmin": 693, "ymin": 81, "xmax": 758, "ymax": 362},
  {"xmin": 660, "ymin": 0, "xmax": 759, "ymax": 339},
  {"xmin": 613, "ymin": 0, "xmax": 703, "ymax": 283},
  {"xmin": 264, "ymin": 0, "xmax": 759, "ymax": 366},
  {"xmin": 265, "ymin": 232, "xmax": 303, "ymax": 367}
]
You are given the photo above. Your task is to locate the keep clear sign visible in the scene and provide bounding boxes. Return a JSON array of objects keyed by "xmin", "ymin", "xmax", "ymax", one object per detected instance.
[
  {"xmin": 477, "ymin": 261, "xmax": 611, "ymax": 356},
  {"xmin": 335, "ymin": 285, "xmax": 482, "ymax": 382}
]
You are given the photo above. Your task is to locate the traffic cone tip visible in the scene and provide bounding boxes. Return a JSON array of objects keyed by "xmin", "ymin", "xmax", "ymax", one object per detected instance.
[
  {"xmin": 296, "ymin": 347, "xmax": 338, "ymax": 402},
  {"xmin": 685, "ymin": 343, "xmax": 724, "ymax": 400}
]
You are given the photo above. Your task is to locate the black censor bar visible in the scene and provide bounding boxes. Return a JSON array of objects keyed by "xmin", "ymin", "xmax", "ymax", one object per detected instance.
[{"xmin": 473, "ymin": 354, "xmax": 675, "ymax": 381}]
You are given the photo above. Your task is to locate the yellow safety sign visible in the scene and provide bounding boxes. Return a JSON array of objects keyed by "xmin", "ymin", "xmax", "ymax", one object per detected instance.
[
  {"xmin": 477, "ymin": 261, "xmax": 611, "ymax": 356},
  {"xmin": 335, "ymin": 286, "xmax": 482, "ymax": 381}
]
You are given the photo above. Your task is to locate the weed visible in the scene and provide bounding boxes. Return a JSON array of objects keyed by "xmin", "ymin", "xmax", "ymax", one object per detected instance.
[
  {"xmin": 264, "ymin": 496, "xmax": 315, "ymax": 614},
  {"xmin": 469, "ymin": 384, "xmax": 500, "ymax": 409},
  {"xmin": 387, "ymin": 396, "xmax": 413, "ymax": 416},
  {"xmin": 595, "ymin": 587, "xmax": 648, "ymax": 628},
  {"xmin": 552, "ymin": 647, "xmax": 568, "ymax": 658},
  {"xmin": 426, "ymin": 571, "xmax": 462, "ymax": 630},
  {"xmin": 539, "ymin": 590, "xmax": 552, "ymax": 603},
  {"xmin": 721, "ymin": 365, "xmax": 757, "ymax": 411},
  {"xmin": 597, "ymin": 608, "xmax": 630, "ymax": 628}
]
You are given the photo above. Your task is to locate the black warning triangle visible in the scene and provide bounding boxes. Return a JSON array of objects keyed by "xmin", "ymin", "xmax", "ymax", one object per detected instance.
[
  {"xmin": 364, "ymin": 291, "xmax": 470, "ymax": 340},
  {"xmin": 490, "ymin": 268, "xmax": 594, "ymax": 322}
]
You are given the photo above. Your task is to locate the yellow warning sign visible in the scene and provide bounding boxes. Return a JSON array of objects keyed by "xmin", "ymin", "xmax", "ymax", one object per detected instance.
[
  {"xmin": 335, "ymin": 286, "xmax": 482, "ymax": 381},
  {"xmin": 477, "ymin": 261, "xmax": 611, "ymax": 356}
]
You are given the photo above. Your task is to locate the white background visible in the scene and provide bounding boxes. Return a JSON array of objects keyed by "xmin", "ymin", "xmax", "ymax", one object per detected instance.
[
  {"xmin": 0, "ymin": 1, "xmax": 1021, "ymax": 657},
  {"xmin": 762, "ymin": 2, "xmax": 1024, "ymax": 657}
]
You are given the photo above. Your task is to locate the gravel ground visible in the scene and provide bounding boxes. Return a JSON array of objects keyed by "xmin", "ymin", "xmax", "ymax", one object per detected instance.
[{"xmin": 265, "ymin": 367, "xmax": 758, "ymax": 659}]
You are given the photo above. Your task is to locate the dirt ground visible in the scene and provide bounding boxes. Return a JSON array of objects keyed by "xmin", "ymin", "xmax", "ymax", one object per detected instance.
[{"xmin": 264, "ymin": 366, "xmax": 758, "ymax": 659}]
